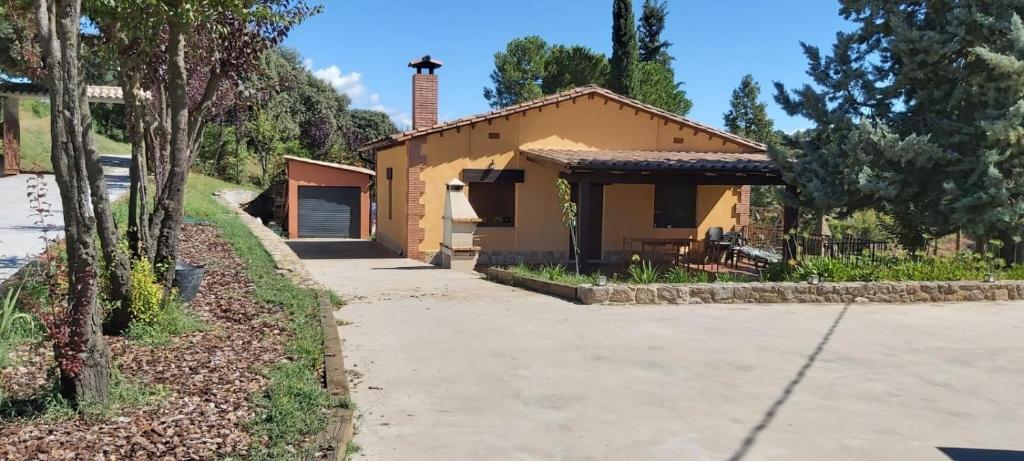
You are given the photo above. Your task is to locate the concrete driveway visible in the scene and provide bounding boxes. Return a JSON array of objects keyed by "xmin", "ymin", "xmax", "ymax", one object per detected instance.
[
  {"xmin": 291, "ymin": 240, "xmax": 1024, "ymax": 461},
  {"xmin": 0, "ymin": 154, "xmax": 129, "ymax": 282}
]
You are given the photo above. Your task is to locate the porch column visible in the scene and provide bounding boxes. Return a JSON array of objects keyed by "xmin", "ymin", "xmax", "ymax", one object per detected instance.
[
  {"xmin": 576, "ymin": 179, "xmax": 594, "ymax": 271},
  {"xmin": 2, "ymin": 97, "xmax": 20, "ymax": 176},
  {"xmin": 782, "ymin": 185, "xmax": 799, "ymax": 261}
]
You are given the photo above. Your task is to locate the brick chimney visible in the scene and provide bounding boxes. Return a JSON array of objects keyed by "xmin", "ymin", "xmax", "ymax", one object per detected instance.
[{"xmin": 409, "ymin": 55, "xmax": 442, "ymax": 130}]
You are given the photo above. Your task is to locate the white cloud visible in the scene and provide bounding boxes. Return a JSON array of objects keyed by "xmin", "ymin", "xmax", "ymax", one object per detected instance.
[{"xmin": 307, "ymin": 59, "xmax": 410, "ymax": 129}]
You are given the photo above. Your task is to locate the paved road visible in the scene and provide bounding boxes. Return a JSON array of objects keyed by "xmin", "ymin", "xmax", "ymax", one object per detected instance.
[
  {"xmin": 291, "ymin": 239, "xmax": 1024, "ymax": 461},
  {"xmin": 0, "ymin": 155, "xmax": 129, "ymax": 282}
]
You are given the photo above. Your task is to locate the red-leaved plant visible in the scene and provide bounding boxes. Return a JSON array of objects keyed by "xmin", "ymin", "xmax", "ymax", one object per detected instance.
[{"xmin": 23, "ymin": 173, "xmax": 85, "ymax": 377}]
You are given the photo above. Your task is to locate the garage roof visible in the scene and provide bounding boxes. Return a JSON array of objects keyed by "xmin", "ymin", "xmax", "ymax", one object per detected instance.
[{"xmin": 284, "ymin": 156, "xmax": 375, "ymax": 176}]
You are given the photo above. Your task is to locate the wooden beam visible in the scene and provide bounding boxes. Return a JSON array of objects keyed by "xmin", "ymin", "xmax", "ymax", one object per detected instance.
[
  {"xmin": 462, "ymin": 168, "xmax": 525, "ymax": 183},
  {"xmin": 576, "ymin": 179, "xmax": 594, "ymax": 271},
  {"xmin": 560, "ymin": 171, "xmax": 785, "ymax": 186},
  {"xmin": 3, "ymin": 97, "xmax": 20, "ymax": 175}
]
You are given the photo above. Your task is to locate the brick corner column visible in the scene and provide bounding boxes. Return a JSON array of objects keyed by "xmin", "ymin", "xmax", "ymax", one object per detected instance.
[
  {"xmin": 736, "ymin": 185, "xmax": 751, "ymax": 229},
  {"xmin": 405, "ymin": 139, "xmax": 427, "ymax": 261}
]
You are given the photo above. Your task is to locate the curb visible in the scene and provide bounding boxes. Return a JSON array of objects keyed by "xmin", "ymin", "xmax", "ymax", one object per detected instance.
[{"xmin": 314, "ymin": 290, "xmax": 355, "ymax": 461}]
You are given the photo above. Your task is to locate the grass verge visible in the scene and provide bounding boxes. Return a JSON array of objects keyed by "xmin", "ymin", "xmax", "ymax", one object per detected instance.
[
  {"xmin": 182, "ymin": 174, "xmax": 334, "ymax": 459},
  {"xmin": 13, "ymin": 99, "xmax": 131, "ymax": 173}
]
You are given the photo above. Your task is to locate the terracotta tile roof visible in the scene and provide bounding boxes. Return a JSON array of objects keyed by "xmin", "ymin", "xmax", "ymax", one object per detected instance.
[
  {"xmin": 284, "ymin": 155, "xmax": 375, "ymax": 176},
  {"xmin": 0, "ymin": 82, "xmax": 126, "ymax": 102},
  {"xmin": 520, "ymin": 148, "xmax": 780, "ymax": 174},
  {"xmin": 363, "ymin": 85, "xmax": 767, "ymax": 151}
]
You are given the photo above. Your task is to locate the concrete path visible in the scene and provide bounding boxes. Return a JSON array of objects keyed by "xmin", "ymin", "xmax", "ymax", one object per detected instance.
[
  {"xmin": 0, "ymin": 154, "xmax": 130, "ymax": 282},
  {"xmin": 293, "ymin": 239, "xmax": 1024, "ymax": 461}
]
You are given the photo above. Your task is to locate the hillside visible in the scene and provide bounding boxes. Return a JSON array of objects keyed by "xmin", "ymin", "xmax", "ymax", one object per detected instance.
[{"xmin": 11, "ymin": 98, "xmax": 131, "ymax": 173}]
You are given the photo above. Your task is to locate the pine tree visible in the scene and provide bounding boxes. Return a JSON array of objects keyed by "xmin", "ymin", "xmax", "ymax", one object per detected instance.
[
  {"xmin": 774, "ymin": 1, "xmax": 1024, "ymax": 253},
  {"xmin": 724, "ymin": 74, "xmax": 780, "ymax": 207},
  {"xmin": 723, "ymin": 74, "xmax": 778, "ymax": 145},
  {"xmin": 638, "ymin": 0, "xmax": 671, "ymax": 67},
  {"xmin": 483, "ymin": 36, "xmax": 549, "ymax": 108},
  {"xmin": 609, "ymin": 0, "xmax": 638, "ymax": 96}
]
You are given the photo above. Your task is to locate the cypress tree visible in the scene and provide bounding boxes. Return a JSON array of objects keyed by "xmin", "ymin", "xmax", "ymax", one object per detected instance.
[
  {"xmin": 638, "ymin": 0, "xmax": 671, "ymax": 67},
  {"xmin": 609, "ymin": 0, "xmax": 638, "ymax": 96}
]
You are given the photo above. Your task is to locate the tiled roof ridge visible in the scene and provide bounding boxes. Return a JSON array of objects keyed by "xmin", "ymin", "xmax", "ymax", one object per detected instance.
[{"xmin": 363, "ymin": 85, "xmax": 767, "ymax": 151}]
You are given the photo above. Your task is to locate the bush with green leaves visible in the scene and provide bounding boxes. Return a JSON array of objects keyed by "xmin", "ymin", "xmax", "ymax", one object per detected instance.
[
  {"xmin": 626, "ymin": 256, "xmax": 661, "ymax": 284},
  {"xmin": 663, "ymin": 267, "xmax": 710, "ymax": 284},
  {"xmin": 129, "ymin": 258, "xmax": 164, "ymax": 325},
  {"xmin": 764, "ymin": 253, "xmax": 1014, "ymax": 283}
]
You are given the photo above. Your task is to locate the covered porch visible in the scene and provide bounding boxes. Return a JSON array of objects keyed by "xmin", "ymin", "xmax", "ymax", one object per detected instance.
[{"xmin": 520, "ymin": 148, "xmax": 797, "ymax": 273}]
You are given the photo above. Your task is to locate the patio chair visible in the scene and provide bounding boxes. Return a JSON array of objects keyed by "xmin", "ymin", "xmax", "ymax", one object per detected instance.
[{"xmin": 704, "ymin": 227, "xmax": 729, "ymax": 265}]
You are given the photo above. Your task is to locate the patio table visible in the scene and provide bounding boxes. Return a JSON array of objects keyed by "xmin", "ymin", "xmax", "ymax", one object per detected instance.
[{"xmin": 634, "ymin": 238, "xmax": 692, "ymax": 265}]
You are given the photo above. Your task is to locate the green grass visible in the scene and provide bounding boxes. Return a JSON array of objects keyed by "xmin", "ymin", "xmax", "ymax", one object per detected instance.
[
  {"xmin": 182, "ymin": 174, "xmax": 333, "ymax": 460},
  {"xmin": 13, "ymin": 99, "xmax": 131, "ymax": 173},
  {"xmin": 125, "ymin": 296, "xmax": 208, "ymax": 347},
  {"xmin": 0, "ymin": 364, "xmax": 168, "ymax": 422}
]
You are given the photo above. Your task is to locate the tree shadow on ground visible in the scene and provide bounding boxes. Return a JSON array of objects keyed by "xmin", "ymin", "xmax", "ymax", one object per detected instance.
[
  {"xmin": 727, "ymin": 304, "xmax": 851, "ymax": 461},
  {"xmin": 938, "ymin": 448, "xmax": 1024, "ymax": 461}
]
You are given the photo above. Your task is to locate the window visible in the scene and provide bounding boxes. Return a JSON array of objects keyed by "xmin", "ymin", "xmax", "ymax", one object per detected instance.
[
  {"xmin": 469, "ymin": 181, "xmax": 516, "ymax": 227},
  {"xmin": 385, "ymin": 167, "xmax": 393, "ymax": 219},
  {"xmin": 654, "ymin": 183, "xmax": 697, "ymax": 228}
]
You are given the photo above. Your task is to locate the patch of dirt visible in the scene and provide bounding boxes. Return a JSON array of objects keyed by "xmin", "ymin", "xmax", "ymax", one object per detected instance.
[{"xmin": 0, "ymin": 224, "xmax": 290, "ymax": 460}]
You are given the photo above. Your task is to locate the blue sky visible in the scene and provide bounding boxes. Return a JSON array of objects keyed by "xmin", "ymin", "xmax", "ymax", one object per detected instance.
[{"xmin": 284, "ymin": 1, "xmax": 854, "ymax": 132}]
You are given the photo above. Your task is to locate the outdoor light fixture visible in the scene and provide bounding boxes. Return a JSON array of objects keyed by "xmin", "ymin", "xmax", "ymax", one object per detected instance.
[
  {"xmin": 984, "ymin": 273, "xmax": 997, "ymax": 283},
  {"xmin": 807, "ymin": 275, "xmax": 821, "ymax": 285},
  {"xmin": 596, "ymin": 275, "xmax": 608, "ymax": 286}
]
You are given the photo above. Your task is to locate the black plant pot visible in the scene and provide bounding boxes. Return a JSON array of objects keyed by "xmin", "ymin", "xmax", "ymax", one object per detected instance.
[{"xmin": 172, "ymin": 261, "xmax": 206, "ymax": 302}]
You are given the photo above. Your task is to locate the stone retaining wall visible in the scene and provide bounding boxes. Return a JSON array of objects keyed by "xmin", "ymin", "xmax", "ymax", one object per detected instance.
[{"xmin": 483, "ymin": 268, "xmax": 1024, "ymax": 305}]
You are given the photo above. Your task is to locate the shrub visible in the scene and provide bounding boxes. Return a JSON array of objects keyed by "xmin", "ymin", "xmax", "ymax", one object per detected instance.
[
  {"xmin": 129, "ymin": 259, "xmax": 164, "ymax": 325},
  {"xmin": 626, "ymin": 257, "xmax": 660, "ymax": 284},
  {"xmin": 663, "ymin": 267, "xmax": 710, "ymax": 284},
  {"xmin": 28, "ymin": 99, "xmax": 50, "ymax": 118},
  {"xmin": 1007, "ymin": 264, "xmax": 1024, "ymax": 281},
  {"xmin": 1, "ymin": 285, "xmax": 32, "ymax": 343}
]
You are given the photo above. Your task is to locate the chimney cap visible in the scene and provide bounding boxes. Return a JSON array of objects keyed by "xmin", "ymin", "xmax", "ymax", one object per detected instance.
[{"xmin": 409, "ymin": 55, "xmax": 444, "ymax": 71}]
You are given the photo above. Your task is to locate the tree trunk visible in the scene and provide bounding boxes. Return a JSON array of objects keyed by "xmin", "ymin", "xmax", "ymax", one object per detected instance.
[
  {"xmin": 80, "ymin": 83, "xmax": 132, "ymax": 334},
  {"xmin": 38, "ymin": 0, "xmax": 111, "ymax": 405},
  {"xmin": 153, "ymin": 17, "xmax": 190, "ymax": 284},
  {"xmin": 125, "ymin": 73, "xmax": 149, "ymax": 260}
]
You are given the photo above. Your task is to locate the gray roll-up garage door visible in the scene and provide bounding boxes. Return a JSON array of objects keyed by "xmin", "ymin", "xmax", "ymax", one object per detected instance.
[{"xmin": 297, "ymin": 186, "xmax": 361, "ymax": 238}]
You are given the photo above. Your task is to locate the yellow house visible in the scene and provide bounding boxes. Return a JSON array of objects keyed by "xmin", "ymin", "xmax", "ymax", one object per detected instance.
[{"xmin": 365, "ymin": 56, "xmax": 787, "ymax": 267}]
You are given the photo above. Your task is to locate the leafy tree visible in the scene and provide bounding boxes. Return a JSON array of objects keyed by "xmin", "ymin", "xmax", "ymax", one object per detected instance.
[
  {"xmin": 773, "ymin": 1, "xmax": 1024, "ymax": 254},
  {"xmin": 32, "ymin": 0, "xmax": 113, "ymax": 405},
  {"xmin": 638, "ymin": 0, "xmax": 671, "ymax": 67},
  {"xmin": 343, "ymin": 108, "xmax": 397, "ymax": 168},
  {"xmin": 633, "ymin": 61, "xmax": 691, "ymax": 115},
  {"xmin": 542, "ymin": 45, "xmax": 609, "ymax": 94},
  {"xmin": 609, "ymin": 0, "xmax": 638, "ymax": 97},
  {"xmin": 483, "ymin": 36, "xmax": 549, "ymax": 108}
]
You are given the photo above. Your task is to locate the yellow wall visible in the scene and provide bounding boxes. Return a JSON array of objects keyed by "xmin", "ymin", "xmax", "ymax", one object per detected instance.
[
  {"xmin": 602, "ymin": 184, "xmax": 740, "ymax": 258},
  {"xmin": 378, "ymin": 93, "xmax": 751, "ymax": 260},
  {"xmin": 374, "ymin": 145, "xmax": 408, "ymax": 254}
]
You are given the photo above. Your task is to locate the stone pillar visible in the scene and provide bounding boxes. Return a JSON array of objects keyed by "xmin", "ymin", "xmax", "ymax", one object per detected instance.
[{"xmin": 2, "ymin": 97, "xmax": 20, "ymax": 176}]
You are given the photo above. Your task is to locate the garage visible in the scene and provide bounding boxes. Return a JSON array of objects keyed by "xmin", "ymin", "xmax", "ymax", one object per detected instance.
[
  {"xmin": 285, "ymin": 155, "xmax": 374, "ymax": 239},
  {"xmin": 297, "ymin": 186, "xmax": 361, "ymax": 238}
]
